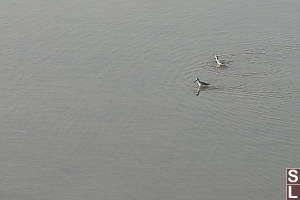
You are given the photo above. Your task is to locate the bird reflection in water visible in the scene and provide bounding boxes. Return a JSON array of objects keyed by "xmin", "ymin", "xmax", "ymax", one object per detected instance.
[{"xmin": 194, "ymin": 85, "xmax": 209, "ymax": 96}]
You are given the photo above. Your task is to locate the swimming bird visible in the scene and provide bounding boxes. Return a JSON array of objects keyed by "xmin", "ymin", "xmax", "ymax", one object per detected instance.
[
  {"xmin": 194, "ymin": 77, "xmax": 210, "ymax": 87},
  {"xmin": 215, "ymin": 55, "xmax": 224, "ymax": 66}
]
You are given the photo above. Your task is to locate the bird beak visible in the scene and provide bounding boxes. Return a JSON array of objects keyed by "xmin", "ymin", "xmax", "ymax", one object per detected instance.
[{"xmin": 193, "ymin": 79, "xmax": 197, "ymax": 83}]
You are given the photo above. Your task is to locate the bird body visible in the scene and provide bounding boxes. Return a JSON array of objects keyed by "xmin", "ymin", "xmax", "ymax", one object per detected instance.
[
  {"xmin": 194, "ymin": 77, "xmax": 210, "ymax": 87},
  {"xmin": 215, "ymin": 55, "xmax": 224, "ymax": 65}
]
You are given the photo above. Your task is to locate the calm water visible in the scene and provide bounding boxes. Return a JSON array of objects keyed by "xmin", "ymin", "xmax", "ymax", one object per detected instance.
[{"xmin": 1, "ymin": 0, "xmax": 300, "ymax": 199}]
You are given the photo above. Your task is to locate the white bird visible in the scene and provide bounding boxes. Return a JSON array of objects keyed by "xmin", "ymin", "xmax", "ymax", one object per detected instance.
[
  {"xmin": 194, "ymin": 77, "xmax": 210, "ymax": 87},
  {"xmin": 215, "ymin": 55, "xmax": 225, "ymax": 66}
]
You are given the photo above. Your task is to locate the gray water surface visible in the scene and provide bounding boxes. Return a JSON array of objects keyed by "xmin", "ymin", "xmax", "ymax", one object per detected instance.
[{"xmin": 1, "ymin": 0, "xmax": 300, "ymax": 199}]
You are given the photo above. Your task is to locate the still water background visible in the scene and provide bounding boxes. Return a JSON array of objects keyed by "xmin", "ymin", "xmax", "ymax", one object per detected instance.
[{"xmin": 1, "ymin": 0, "xmax": 300, "ymax": 199}]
